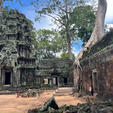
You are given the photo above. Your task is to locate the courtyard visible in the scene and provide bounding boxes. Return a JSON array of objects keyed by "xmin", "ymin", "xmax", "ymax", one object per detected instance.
[{"xmin": 0, "ymin": 90, "xmax": 86, "ymax": 113}]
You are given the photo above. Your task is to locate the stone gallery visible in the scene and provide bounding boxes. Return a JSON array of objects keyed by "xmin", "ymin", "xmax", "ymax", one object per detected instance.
[
  {"xmin": 0, "ymin": 10, "xmax": 73, "ymax": 90},
  {"xmin": 36, "ymin": 59, "xmax": 73, "ymax": 87},
  {"xmin": 75, "ymin": 30, "xmax": 113, "ymax": 99}
]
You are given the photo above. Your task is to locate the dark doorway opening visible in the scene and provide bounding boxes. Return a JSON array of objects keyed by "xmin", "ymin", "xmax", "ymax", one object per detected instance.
[
  {"xmin": 55, "ymin": 77, "xmax": 58, "ymax": 85},
  {"xmin": 5, "ymin": 72, "xmax": 11, "ymax": 85},
  {"xmin": 90, "ymin": 75, "xmax": 94, "ymax": 96},
  {"xmin": 93, "ymin": 72, "xmax": 98, "ymax": 91},
  {"xmin": 64, "ymin": 77, "xmax": 67, "ymax": 85}
]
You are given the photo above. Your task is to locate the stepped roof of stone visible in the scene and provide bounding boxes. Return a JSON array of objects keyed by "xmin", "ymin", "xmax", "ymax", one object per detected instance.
[
  {"xmin": 0, "ymin": 9, "xmax": 36, "ymax": 67},
  {"xmin": 36, "ymin": 58, "xmax": 73, "ymax": 77},
  {"xmin": 38, "ymin": 58, "xmax": 72, "ymax": 69},
  {"xmin": 0, "ymin": 9, "xmax": 33, "ymax": 42}
]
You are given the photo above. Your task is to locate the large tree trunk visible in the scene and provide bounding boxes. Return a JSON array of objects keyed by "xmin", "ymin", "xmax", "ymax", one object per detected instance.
[
  {"xmin": 74, "ymin": 0, "xmax": 107, "ymax": 91},
  {"xmin": 65, "ymin": 0, "xmax": 72, "ymax": 60},
  {"xmin": 66, "ymin": 26, "xmax": 72, "ymax": 60},
  {"xmin": 85, "ymin": 0, "xmax": 107, "ymax": 48},
  {"xmin": 0, "ymin": 0, "xmax": 4, "ymax": 24}
]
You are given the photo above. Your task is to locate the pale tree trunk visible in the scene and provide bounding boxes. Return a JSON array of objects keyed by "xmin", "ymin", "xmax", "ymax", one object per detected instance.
[
  {"xmin": 66, "ymin": 26, "xmax": 72, "ymax": 60},
  {"xmin": 67, "ymin": 35, "xmax": 72, "ymax": 60},
  {"xmin": 65, "ymin": 0, "xmax": 72, "ymax": 60},
  {"xmin": 85, "ymin": 0, "xmax": 107, "ymax": 48},
  {"xmin": 74, "ymin": 0, "xmax": 107, "ymax": 91},
  {"xmin": 0, "ymin": 0, "xmax": 4, "ymax": 24}
]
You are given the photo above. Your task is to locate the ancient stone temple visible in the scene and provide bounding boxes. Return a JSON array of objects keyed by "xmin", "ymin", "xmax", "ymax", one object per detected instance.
[
  {"xmin": 36, "ymin": 59, "xmax": 73, "ymax": 87},
  {"xmin": 0, "ymin": 10, "xmax": 36, "ymax": 89},
  {"xmin": 77, "ymin": 30, "xmax": 113, "ymax": 99},
  {"xmin": 0, "ymin": 10, "xmax": 74, "ymax": 90}
]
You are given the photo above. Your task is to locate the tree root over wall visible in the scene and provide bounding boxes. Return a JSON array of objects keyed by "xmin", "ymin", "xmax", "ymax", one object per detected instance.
[{"xmin": 73, "ymin": 0, "xmax": 107, "ymax": 91}]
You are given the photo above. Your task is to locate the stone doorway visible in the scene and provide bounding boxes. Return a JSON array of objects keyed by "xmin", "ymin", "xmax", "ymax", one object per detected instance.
[
  {"xmin": 64, "ymin": 77, "xmax": 68, "ymax": 85},
  {"xmin": 55, "ymin": 77, "xmax": 58, "ymax": 85},
  {"xmin": 5, "ymin": 72, "xmax": 11, "ymax": 85},
  {"xmin": 90, "ymin": 69, "xmax": 98, "ymax": 96},
  {"xmin": 92, "ymin": 71, "xmax": 98, "ymax": 93}
]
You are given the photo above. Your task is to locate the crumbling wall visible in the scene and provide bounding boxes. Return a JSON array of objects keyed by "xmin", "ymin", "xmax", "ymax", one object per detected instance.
[
  {"xmin": 79, "ymin": 30, "xmax": 113, "ymax": 99},
  {"xmin": 36, "ymin": 58, "xmax": 73, "ymax": 87},
  {"xmin": 0, "ymin": 9, "xmax": 36, "ymax": 89}
]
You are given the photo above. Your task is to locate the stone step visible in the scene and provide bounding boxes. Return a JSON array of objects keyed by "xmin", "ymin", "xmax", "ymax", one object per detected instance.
[
  {"xmin": 0, "ymin": 90, "xmax": 16, "ymax": 95},
  {"xmin": 55, "ymin": 89, "xmax": 73, "ymax": 93},
  {"xmin": 53, "ymin": 92, "xmax": 73, "ymax": 96},
  {"xmin": 53, "ymin": 87, "xmax": 74, "ymax": 96}
]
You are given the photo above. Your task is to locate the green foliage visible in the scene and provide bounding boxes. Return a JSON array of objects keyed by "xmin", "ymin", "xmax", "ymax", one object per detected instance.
[
  {"xmin": 60, "ymin": 52, "xmax": 75, "ymax": 61},
  {"xmin": 33, "ymin": 0, "xmax": 87, "ymax": 59},
  {"xmin": 33, "ymin": 0, "xmax": 96, "ymax": 59},
  {"xmin": 60, "ymin": 53, "xmax": 69, "ymax": 58},
  {"xmin": 34, "ymin": 29, "xmax": 66, "ymax": 59},
  {"xmin": 69, "ymin": 5, "xmax": 96, "ymax": 46}
]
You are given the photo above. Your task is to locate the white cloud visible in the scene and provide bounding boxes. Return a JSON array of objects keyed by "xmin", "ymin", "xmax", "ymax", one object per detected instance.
[
  {"xmin": 55, "ymin": 49, "xmax": 79, "ymax": 58},
  {"xmin": 105, "ymin": 0, "xmax": 113, "ymax": 24},
  {"xmin": 88, "ymin": 0, "xmax": 113, "ymax": 24},
  {"xmin": 20, "ymin": 6, "xmax": 55, "ymax": 30},
  {"xmin": 55, "ymin": 51, "xmax": 62, "ymax": 57},
  {"xmin": 72, "ymin": 48, "xmax": 79, "ymax": 57},
  {"xmin": 19, "ymin": 0, "xmax": 113, "ymax": 30}
]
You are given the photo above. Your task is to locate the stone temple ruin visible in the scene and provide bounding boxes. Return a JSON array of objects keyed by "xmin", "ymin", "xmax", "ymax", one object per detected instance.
[
  {"xmin": 36, "ymin": 59, "xmax": 73, "ymax": 87},
  {"xmin": 76, "ymin": 30, "xmax": 113, "ymax": 100},
  {"xmin": 0, "ymin": 10, "xmax": 36, "ymax": 89},
  {"xmin": 0, "ymin": 10, "xmax": 73, "ymax": 90}
]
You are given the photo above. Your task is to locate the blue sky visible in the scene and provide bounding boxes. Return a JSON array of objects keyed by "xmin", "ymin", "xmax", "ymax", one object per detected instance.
[{"xmin": 4, "ymin": 0, "xmax": 113, "ymax": 56}]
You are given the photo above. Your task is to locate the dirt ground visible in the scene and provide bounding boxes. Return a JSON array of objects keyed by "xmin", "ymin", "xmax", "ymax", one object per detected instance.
[{"xmin": 0, "ymin": 90, "xmax": 86, "ymax": 113}]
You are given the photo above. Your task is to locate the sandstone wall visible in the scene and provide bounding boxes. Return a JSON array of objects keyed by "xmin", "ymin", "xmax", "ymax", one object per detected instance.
[{"xmin": 76, "ymin": 30, "xmax": 113, "ymax": 100}]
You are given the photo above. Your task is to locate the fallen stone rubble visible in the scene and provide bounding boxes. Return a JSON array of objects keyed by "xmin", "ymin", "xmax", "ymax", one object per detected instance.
[
  {"xmin": 20, "ymin": 89, "xmax": 39, "ymax": 97},
  {"xmin": 28, "ymin": 97, "xmax": 113, "ymax": 113}
]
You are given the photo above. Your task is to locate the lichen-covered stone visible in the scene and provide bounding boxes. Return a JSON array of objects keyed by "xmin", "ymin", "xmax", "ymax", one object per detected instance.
[
  {"xmin": 28, "ymin": 100, "xmax": 113, "ymax": 113},
  {"xmin": 20, "ymin": 89, "xmax": 37, "ymax": 97},
  {"xmin": 0, "ymin": 9, "xmax": 36, "ymax": 88},
  {"xmin": 35, "ymin": 58, "xmax": 73, "ymax": 87},
  {"xmin": 78, "ymin": 30, "xmax": 113, "ymax": 99}
]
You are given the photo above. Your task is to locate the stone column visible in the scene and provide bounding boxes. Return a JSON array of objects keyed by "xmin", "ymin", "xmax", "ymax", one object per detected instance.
[
  {"xmin": 58, "ymin": 77, "xmax": 60, "ymax": 87},
  {"xmin": 49, "ymin": 78, "xmax": 53, "ymax": 86},
  {"xmin": 16, "ymin": 69, "xmax": 21, "ymax": 87}
]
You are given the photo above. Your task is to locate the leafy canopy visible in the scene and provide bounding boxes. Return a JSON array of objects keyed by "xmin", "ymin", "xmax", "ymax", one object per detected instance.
[
  {"xmin": 69, "ymin": 5, "xmax": 96, "ymax": 46},
  {"xmin": 34, "ymin": 29, "xmax": 66, "ymax": 59}
]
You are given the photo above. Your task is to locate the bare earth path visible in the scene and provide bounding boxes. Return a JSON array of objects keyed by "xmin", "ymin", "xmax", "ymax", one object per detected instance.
[{"xmin": 0, "ymin": 90, "xmax": 86, "ymax": 113}]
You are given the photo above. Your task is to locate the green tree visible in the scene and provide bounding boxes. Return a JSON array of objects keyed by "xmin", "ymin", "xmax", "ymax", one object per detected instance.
[
  {"xmin": 60, "ymin": 52, "xmax": 75, "ymax": 60},
  {"xmin": 35, "ymin": 29, "xmax": 66, "ymax": 59},
  {"xmin": 33, "ymin": 0, "xmax": 86, "ymax": 60},
  {"xmin": 60, "ymin": 53, "xmax": 69, "ymax": 58},
  {"xmin": 74, "ymin": 0, "xmax": 107, "ymax": 91},
  {"xmin": 69, "ymin": 5, "xmax": 96, "ymax": 46}
]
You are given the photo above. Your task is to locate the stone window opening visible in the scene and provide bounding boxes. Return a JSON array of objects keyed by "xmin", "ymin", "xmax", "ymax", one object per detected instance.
[
  {"xmin": 17, "ymin": 33, "xmax": 20, "ymax": 40},
  {"xmin": 37, "ymin": 66, "xmax": 39, "ymax": 70},
  {"xmin": 17, "ymin": 32, "xmax": 23, "ymax": 40},
  {"xmin": 15, "ymin": 62, "xmax": 17, "ymax": 66}
]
